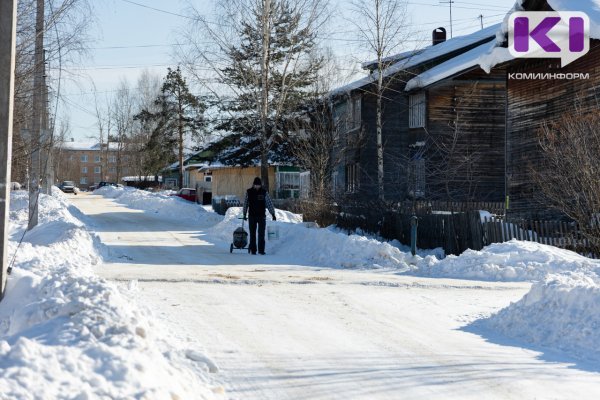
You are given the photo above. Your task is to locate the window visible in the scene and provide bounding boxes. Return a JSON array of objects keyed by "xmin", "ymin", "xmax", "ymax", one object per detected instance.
[
  {"xmin": 275, "ymin": 171, "xmax": 301, "ymax": 199},
  {"xmin": 80, "ymin": 177, "xmax": 87, "ymax": 185},
  {"xmin": 81, "ymin": 167, "xmax": 88, "ymax": 173},
  {"xmin": 332, "ymin": 171, "xmax": 340, "ymax": 195},
  {"xmin": 109, "ymin": 156, "xmax": 116, "ymax": 163},
  {"xmin": 94, "ymin": 155, "xmax": 101, "ymax": 163},
  {"xmin": 409, "ymin": 92, "xmax": 426, "ymax": 128},
  {"xmin": 349, "ymin": 97, "xmax": 361, "ymax": 131},
  {"xmin": 80, "ymin": 155, "xmax": 88, "ymax": 162},
  {"xmin": 333, "ymin": 102, "xmax": 348, "ymax": 133},
  {"xmin": 94, "ymin": 166, "xmax": 101, "ymax": 174},
  {"xmin": 109, "ymin": 167, "xmax": 116, "ymax": 174},
  {"xmin": 408, "ymin": 143, "xmax": 426, "ymax": 198},
  {"xmin": 345, "ymin": 163, "xmax": 359, "ymax": 193},
  {"xmin": 204, "ymin": 176, "xmax": 212, "ymax": 183}
]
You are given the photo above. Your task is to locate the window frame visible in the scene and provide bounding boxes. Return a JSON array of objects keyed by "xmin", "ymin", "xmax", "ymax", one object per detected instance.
[{"xmin": 409, "ymin": 91, "xmax": 427, "ymax": 129}]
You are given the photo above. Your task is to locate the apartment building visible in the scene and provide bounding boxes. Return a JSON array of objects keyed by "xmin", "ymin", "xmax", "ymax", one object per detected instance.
[{"xmin": 55, "ymin": 141, "xmax": 129, "ymax": 189}]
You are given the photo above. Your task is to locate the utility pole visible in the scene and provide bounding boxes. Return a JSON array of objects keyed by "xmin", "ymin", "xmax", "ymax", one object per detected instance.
[
  {"xmin": 43, "ymin": 78, "xmax": 53, "ymax": 195},
  {"xmin": 0, "ymin": 0, "xmax": 18, "ymax": 299},
  {"xmin": 440, "ymin": 0, "xmax": 455, "ymax": 38},
  {"xmin": 29, "ymin": 0, "xmax": 45, "ymax": 230},
  {"xmin": 479, "ymin": 14, "xmax": 484, "ymax": 30}
]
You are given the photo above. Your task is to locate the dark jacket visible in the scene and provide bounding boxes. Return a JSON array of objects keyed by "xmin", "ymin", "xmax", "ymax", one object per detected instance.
[{"xmin": 243, "ymin": 187, "xmax": 275, "ymax": 218}]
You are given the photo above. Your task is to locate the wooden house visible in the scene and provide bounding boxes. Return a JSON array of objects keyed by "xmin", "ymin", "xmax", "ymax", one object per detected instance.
[
  {"xmin": 472, "ymin": 0, "xmax": 600, "ymax": 219},
  {"xmin": 329, "ymin": 24, "xmax": 506, "ymax": 206}
]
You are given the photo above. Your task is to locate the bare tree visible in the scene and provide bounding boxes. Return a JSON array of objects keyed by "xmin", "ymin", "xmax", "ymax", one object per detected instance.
[
  {"xmin": 13, "ymin": 0, "xmax": 94, "ymax": 183},
  {"xmin": 130, "ymin": 70, "xmax": 162, "ymax": 184},
  {"xmin": 423, "ymin": 83, "xmax": 486, "ymax": 202},
  {"xmin": 532, "ymin": 113, "xmax": 600, "ymax": 254},
  {"xmin": 111, "ymin": 79, "xmax": 136, "ymax": 183},
  {"xmin": 350, "ymin": 0, "xmax": 409, "ymax": 201}
]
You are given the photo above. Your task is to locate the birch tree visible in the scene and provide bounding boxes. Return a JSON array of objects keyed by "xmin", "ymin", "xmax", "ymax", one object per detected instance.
[{"xmin": 350, "ymin": 0, "xmax": 409, "ymax": 201}]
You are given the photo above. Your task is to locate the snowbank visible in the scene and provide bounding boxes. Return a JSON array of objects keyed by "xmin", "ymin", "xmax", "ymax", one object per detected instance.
[
  {"xmin": 410, "ymin": 240, "xmax": 600, "ymax": 282},
  {"xmin": 481, "ymin": 272, "xmax": 600, "ymax": 362},
  {"xmin": 94, "ymin": 186, "xmax": 221, "ymax": 225},
  {"xmin": 0, "ymin": 191, "xmax": 220, "ymax": 399},
  {"xmin": 213, "ymin": 207, "xmax": 416, "ymax": 270}
]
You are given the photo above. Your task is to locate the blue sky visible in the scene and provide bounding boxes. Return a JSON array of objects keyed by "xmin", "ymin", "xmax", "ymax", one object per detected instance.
[{"xmin": 60, "ymin": 0, "xmax": 517, "ymax": 140}]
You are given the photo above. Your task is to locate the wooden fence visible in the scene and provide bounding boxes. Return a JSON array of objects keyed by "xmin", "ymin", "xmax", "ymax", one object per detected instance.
[
  {"xmin": 335, "ymin": 207, "xmax": 599, "ymax": 258},
  {"xmin": 482, "ymin": 217, "xmax": 599, "ymax": 258},
  {"xmin": 396, "ymin": 200, "xmax": 506, "ymax": 216}
]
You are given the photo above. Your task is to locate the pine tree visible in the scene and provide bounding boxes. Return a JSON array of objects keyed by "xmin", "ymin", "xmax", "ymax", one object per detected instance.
[
  {"xmin": 135, "ymin": 67, "xmax": 205, "ymax": 188},
  {"xmin": 215, "ymin": 0, "xmax": 324, "ymax": 190}
]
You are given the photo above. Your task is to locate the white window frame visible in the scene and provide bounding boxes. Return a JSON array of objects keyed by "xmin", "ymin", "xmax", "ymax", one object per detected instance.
[
  {"xmin": 81, "ymin": 166, "xmax": 88, "ymax": 173},
  {"xmin": 80, "ymin": 177, "xmax": 87, "ymax": 185},
  {"xmin": 276, "ymin": 171, "xmax": 301, "ymax": 199},
  {"xmin": 109, "ymin": 167, "xmax": 116, "ymax": 174},
  {"xmin": 94, "ymin": 155, "xmax": 101, "ymax": 163},
  {"xmin": 80, "ymin": 155, "xmax": 88, "ymax": 163},
  {"xmin": 345, "ymin": 163, "xmax": 359, "ymax": 194},
  {"xmin": 109, "ymin": 155, "xmax": 117, "ymax": 163},
  {"xmin": 409, "ymin": 92, "xmax": 426, "ymax": 128},
  {"xmin": 94, "ymin": 166, "xmax": 101, "ymax": 174}
]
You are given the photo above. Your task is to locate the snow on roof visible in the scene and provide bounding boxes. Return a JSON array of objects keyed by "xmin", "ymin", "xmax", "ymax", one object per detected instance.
[
  {"xmin": 361, "ymin": 49, "xmax": 420, "ymax": 70},
  {"xmin": 477, "ymin": 0, "xmax": 600, "ymax": 71},
  {"xmin": 408, "ymin": 0, "xmax": 600, "ymax": 89},
  {"xmin": 61, "ymin": 141, "xmax": 120, "ymax": 151},
  {"xmin": 121, "ymin": 176, "xmax": 162, "ymax": 182},
  {"xmin": 405, "ymin": 41, "xmax": 496, "ymax": 91},
  {"xmin": 330, "ymin": 24, "xmax": 500, "ymax": 97}
]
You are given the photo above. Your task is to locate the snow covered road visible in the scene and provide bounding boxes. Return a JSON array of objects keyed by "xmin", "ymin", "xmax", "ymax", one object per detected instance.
[{"xmin": 72, "ymin": 193, "xmax": 600, "ymax": 399}]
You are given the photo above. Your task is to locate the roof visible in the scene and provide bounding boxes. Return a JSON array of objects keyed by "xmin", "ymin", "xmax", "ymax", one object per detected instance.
[
  {"xmin": 407, "ymin": 0, "xmax": 600, "ymax": 90},
  {"xmin": 405, "ymin": 41, "xmax": 494, "ymax": 91},
  {"xmin": 60, "ymin": 141, "xmax": 120, "ymax": 151},
  {"xmin": 122, "ymin": 176, "xmax": 163, "ymax": 182},
  {"xmin": 477, "ymin": 0, "xmax": 600, "ymax": 71},
  {"xmin": 330, "ymin": 24, "xmax": 500, "ymax": 96}
]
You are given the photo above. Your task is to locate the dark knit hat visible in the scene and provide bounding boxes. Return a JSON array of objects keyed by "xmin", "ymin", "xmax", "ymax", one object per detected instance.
[{"xmin": 253, "ymin": 177, "xmax": 262, "ymax": 185}]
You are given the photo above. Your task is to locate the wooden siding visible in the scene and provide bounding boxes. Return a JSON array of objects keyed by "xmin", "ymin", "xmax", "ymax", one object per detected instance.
[
  {"xmin": 358, "ymin": 78, "xmax": 412, "ymax": 202},
  {"xmin": 211, "ymin": 166, "xmax": 276, "ymax": 200},
  {"xmin": 425, "ymin": 75, "xmax": 506, "ymax": 202},
  {"xmin": 506, "ymin": 40, "xmax": 600, "ymax": 219}
]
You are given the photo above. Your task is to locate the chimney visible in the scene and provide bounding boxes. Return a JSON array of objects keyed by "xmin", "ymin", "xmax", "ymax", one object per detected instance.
[
  {"xmin": 71, "ymin": 138, "xmax": 74, "ymax": 142},
  {"xmin": 433, "ymin": 27, "xmax": 447, "ymax": 46}
]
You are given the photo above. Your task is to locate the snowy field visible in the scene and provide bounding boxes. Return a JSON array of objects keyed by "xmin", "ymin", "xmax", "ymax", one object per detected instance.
[{"xmin": 1, "ymin": 186, "xmax": 600, "ymax": 398}]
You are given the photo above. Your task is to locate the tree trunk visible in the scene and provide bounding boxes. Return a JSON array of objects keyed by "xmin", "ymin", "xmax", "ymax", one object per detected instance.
[
  {"xmin": 376, "ymin": 72, "xmax": 385, "ymax": 201},
  {"xmin": 260, "ymin": 0, "xmax": 271, "ymax": 192}
]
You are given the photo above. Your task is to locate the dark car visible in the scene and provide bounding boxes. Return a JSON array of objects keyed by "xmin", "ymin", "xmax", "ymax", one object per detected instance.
[
  {"xmin": 98, "ymin": 181, "xmax": 118, "ymax": 188},
  {"xmin": 58, "ymin": 181, "xmax": 76, "ymax": 193},
  {"xmin": 171, "ymin": 188, "xmax": 197, "ymax": 202}
]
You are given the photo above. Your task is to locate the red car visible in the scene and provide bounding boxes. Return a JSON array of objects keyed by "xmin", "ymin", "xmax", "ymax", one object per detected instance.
[{"xmin": 171, "ymin": 188, "xmax": 197, "ymax": 202}]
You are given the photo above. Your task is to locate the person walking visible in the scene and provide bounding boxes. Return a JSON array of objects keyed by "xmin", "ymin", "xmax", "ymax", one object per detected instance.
[{"xmin": 243, "ymin": 177, "xmax": 276, "ymax": 255}]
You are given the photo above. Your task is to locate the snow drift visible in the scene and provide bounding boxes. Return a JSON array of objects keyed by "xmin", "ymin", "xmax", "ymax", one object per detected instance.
[
  {"xmin": 213, "ymin": 207, "xmax": 416, "ymax": 270},
  {"xmin": 94, "ymin": 185, "xmax": 221, "ymax": 225},
  {"xmin": 410, "ymin": 240, "xmax": 600, "ymax": 282},
  {"xmin": 0, "ymin": 190, "xmax": 220, "ymax": 399},
  {"xmin": 480, "ymin": 272, "xmax": 600, "ymax": 362}
]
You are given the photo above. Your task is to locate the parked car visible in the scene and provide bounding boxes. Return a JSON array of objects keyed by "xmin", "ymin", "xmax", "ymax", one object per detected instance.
[
  {"xmin": 171, "ymin": 188, "xmax": 197, "ymax": 202},
  {"xmin": 98, "ymin": 181, "xmax": 118, "ymax": 188},
  {"xmin": 58, "ymin": 181, "xmax": 76, "ymax": 194}
]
